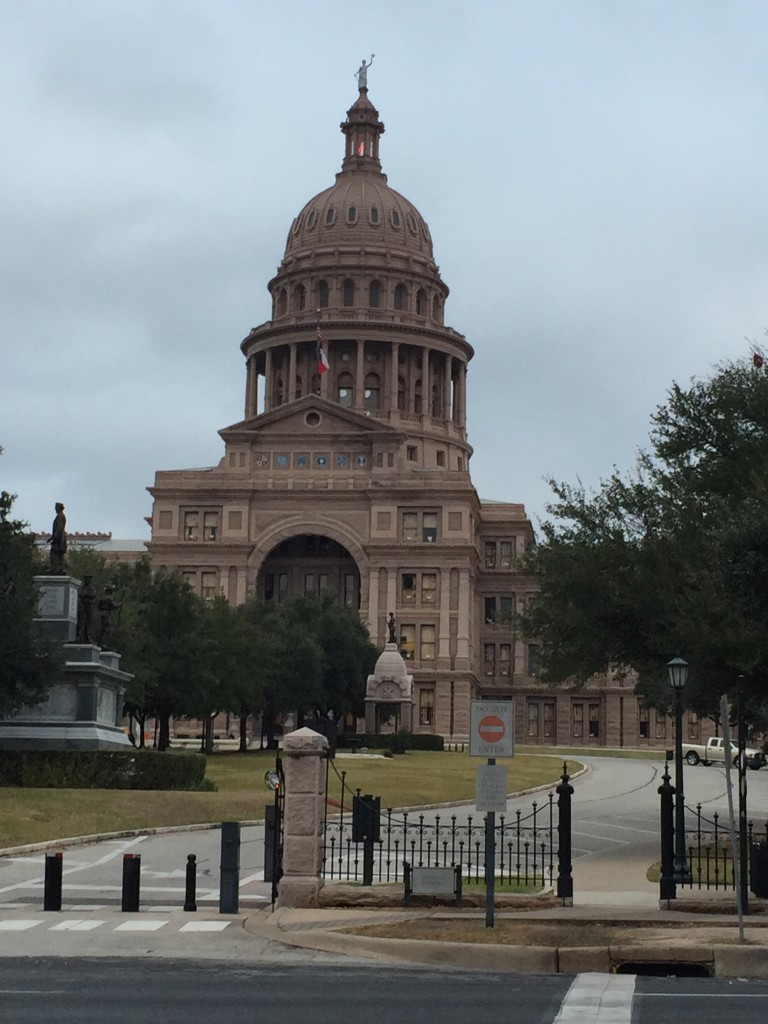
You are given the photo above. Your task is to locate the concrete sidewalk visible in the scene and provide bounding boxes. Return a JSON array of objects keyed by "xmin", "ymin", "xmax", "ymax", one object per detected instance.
[{"xmin": 243, "ymin": 883, "xmax": 768, "ymax": 978}]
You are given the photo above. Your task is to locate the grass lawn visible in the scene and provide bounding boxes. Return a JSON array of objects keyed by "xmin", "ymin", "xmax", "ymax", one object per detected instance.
[{"xmin": 0, "ymin": 750, "xmax": 580, "ymax": 850}]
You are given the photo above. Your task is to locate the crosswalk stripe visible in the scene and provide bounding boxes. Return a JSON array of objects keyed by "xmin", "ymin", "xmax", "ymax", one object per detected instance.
[
  {"xmin": 49, "ymin": 920, "xmax": 105, "ymax": 932},
  {"xmin": 553, "ymin": 973, "xmax": 636, "ymax": 1023},
  {"xmin": 114, "ymin": 920, "xmax": 168, "ymax": 932},
  {"xmin": 179, "ymin": 921, "xmax": 230, "ymax": 932},
  {"xmin": 0, "ymin": 920, "xmax": 41, "ymax": 931}
]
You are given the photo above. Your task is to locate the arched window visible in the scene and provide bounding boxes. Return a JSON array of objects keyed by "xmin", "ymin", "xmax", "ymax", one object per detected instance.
[
  {"xmin": 397, "ymin": 376, "xmax": 406, "ymax": 411},
  {"xmin": 394, "ymin": 284, "xmax": 406, "ymax": 311},
  {"xmin": 432, "ymin": 380, "xmax": 440, "ymax": 418},
  {"xmin": 370, "ymin": 207, "xmax": 380, "ymax": 225},
  {"xmin": 337, "ymin": 371, "xmax": 353, "ymax": 408},
  {"xmin": 346, "ymin": 206, "xmax": 357, "ymax": 223},
  {"xmin": 343, "ymin": 279, "xmax": 355, "ymax": 307},
  {"xmin": 277, "ymin": 289, "xmax": 287, "ymax": 318},
  {"xmin": 432, "ymin": 295, "xmax": 441, "ymax": 322},
  {"xmin": 364, "ymin": 372, "xmax": 380, "ymax": 411},
  {"xmin": 369, "ymin": 280, "xmax": 381, "ymax": 308},
  {"xmin": 416, "ymin": 289, "xmax": 427, "ymax": 316},
  {"xmin": 293, "ymin": 284, "xmax": 306, "ymax": 312},
  {"xmin": 316, "ymin": 280, "xmax": 329, "ymax": 308},
  {"xmin": 414, "ymin": 378, "xmax": 423, "ymax": 415}
]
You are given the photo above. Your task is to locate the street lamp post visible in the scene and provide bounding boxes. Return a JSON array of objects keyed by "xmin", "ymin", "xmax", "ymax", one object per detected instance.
[{"xmin": 668, "ymin": 656, "xmax": 690, "ymax": 883}]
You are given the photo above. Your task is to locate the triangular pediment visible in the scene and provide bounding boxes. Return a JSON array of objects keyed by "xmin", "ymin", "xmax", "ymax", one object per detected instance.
[{"xmin": 220, "ymin": 395, "xmax": 405, "ymax": 443}]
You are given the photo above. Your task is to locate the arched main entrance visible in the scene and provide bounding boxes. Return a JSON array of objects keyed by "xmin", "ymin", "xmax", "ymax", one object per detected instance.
[{"xmin": 257, "ymin": 533, "xmax": 361, "ymax": 608}]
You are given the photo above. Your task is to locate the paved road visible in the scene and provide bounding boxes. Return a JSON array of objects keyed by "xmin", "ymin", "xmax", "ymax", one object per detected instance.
[{"xmin": 2, "ymin": 960, "xmax": 768, "ymax": 1023}]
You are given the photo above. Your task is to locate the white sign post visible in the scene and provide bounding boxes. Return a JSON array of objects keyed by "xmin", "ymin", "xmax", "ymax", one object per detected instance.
[{"xmin": 469, "ymin": 700, "xmax": 514, "ymax": 929}]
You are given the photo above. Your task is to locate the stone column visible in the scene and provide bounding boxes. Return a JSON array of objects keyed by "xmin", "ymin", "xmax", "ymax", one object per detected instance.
[
  {"xmin": 278, "ymin": 727, "xmax": 329, "ymax": 908},
  {"xmin": 437, "ymin": 571, "xmax": 451, "ymax": 669},
  {"xmin": 456, "ymin": 568, "xmax": 471, "ymax": 669},
  {"xmin": 288, "ymin": 342, "xmax": 297, "ymax": 403},
  {"xmin": 354, "ymin": 339, "xmax": 365, "ymax": 409},
  {"xmin": 264, "ymin": 349, "xmax": 274, "ymax": 411},
  {"xmin": 443, "ymin": 355, "xmax": 452, "ymax": 421},
  {"xmin": 367, "ymin": 567, "xmax": 380, "ymax": 641},
  {"xmin": 389, "ymin": 341, "xmax": 399, "ymax": 412},
  {"xmin": 422, "ymin": 347, "xmax": 431, "ymax": 418}
]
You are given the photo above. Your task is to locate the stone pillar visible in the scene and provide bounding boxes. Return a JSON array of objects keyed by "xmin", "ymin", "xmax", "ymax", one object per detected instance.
[
  {"xmin": 443, "ymin": 354, "xmax": 452, "ymax": 421},
  {"xmin": 423, "ymin": 346, "xmax": 431, "ymax": 418},
  {"xmin": 367, "ymin": 567, "xmax": 380, "ymax": 641},
  {"xmin": 389, "ymin": 341, "xmax": 399, "ymax": 412},
  {"xmin": 278, "ymin": 727, "xmax": 329, "ymax": 908},
  {"xmin": 265, "ymin": 348, "xmax": 274, "ymax": 411},
  {"xmin": 437, "ymin": 571, "xmax": 451, "ymax": 669},
  {"xmin": 354, "ymin": 339, "xmax": 365, "ymax": 409},
  {"xmin": 288, "ymin": 342, "xmax": 297, "ymax": 403},
  {"xmin": 456, "ymin": 569, "xmax": 471, "ymax": 669}
]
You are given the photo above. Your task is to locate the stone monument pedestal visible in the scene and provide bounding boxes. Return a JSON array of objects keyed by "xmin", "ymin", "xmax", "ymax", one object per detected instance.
[{"xmin": 0, "ymin": 576, "xmax": 132, "ymax": 750}]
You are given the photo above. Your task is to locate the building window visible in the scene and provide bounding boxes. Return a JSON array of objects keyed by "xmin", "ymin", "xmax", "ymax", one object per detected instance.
[
  {"xmin": 416, "ymin": 288, "xmax": 426, "ymax": 315},
  {"xmin": 369, "ymin": 280, "xmax": 381, "ymax": 307},
  {"xmin": 400, "ymin": 624, "xmax": 415, "ymax": 660},
  {"xmin": 436, "ymin": 450, "xmax": 446, "ymax": 467},
  {"xmin": 184, "ymin": 511, "xmax": 199, "ymax": 541},
  {"xmin": 394, "ymin": 283, "xmax": 406, "ymax": 310},
  {"xmin": 370, "ymin": 207, "xmax": 380, "ymax": 225},
  {"xmin": 422, "ymin": 513, "xmax": 437, "ymax": 543},
  {"xmin": 485, "ymin": 542, "xmax": 496, "ymax": 569},
  {"xmin": 317, "ymin": 280, "xmax": 329, "ymax": 308},
  {"xmin": 277, "ymin": 573, "xmax": 289, "ymax": 602},
  {"xmin": 528, "ymin": 644, "xmax": 540, "ymax": 677},
  {"xmin": 204, "ymin": 512, "xmax": 219, "ymax": 541},
  {"xmin": 201, "ymin": 571, "xmax": 218, "ymax": 600},
  {"xmin": 343, "ymin": 279, "xmax": 355, "ymax": 306},
  {"xmin": 500, "ymin": 540, "xmax": 514, "ymax": 568},
  {"xmin": 407, "ymin": 446, "xmax": 417, "ymax": 462},
  {"xmin": 343, "ymin": 573, "xmax": 356, "ymax": 608},
  {"xmin": 688, "ymin": 711, "xmax": 700, "ymax": 742},
  {"xmin": 499, "ymin": 644, "xmax": 511, "ymax": 676},
  {"xmin": 589, "ymin": 703, "xmax": 601, "ymax": 739},
  {"xmin": 655, "ymin": 714, "xmax": 666, "ymax": 740},
  {"xmin": 528, "ymin": 702, "xmax": 540, "ymax": 738},
  {"xmin": 277, "ymin": 289, "xmax": 287, "ymax": 317},
  {"xmin": 420, "ymin": 624, "xmax": 436, "ymax": 661},
  {"xmin": 182, "ymin": 571, "xmax": 196, "ymax": 591},
  {"xmin": 421, "ymin": 573, "xmax": 437, "ymax": 604},
  {"xmin": 419, "ymin": 689, "xmax": 434, "ymax": 726},
  {"xmin": 639, "ymin": 708, "xmax": 650, "ymax": 739},
  {"xmin": 318, "ymin": 574, "xmax": 328, "ymax": 593},
  {"xmin": 293, "ymin": 284, "xmax": 306, "ymax": 311},
  {"xmin": 364, "ymin": 373, "xmax": 380, "ymax": 410},
  {"xmin": 402, "ymin": 512, "xmax": 418, "ymax": 542},
  {"xmin": 543, "ymin": 702, "xmax": 555, "ymax": 738},
  {"xmin": 484, "ymin": 597, "xmax": 496, "ymax": 625},
  {"xmin": 304, "ymin": 573, "xmax": 316, "ymax": 597},
  {"xmin": 402, "ymin": 573, "xmax": 416, "ymax": 603},
  {"xmin": 337, "ymin": 371, "xmax": 353, "ymax": 407},
  {"xmin": 483, "ymin": 644, "xmax": 495, "ymax": 676},
  {"xmin": 572, "ymin": 703, "xmax": 583, "ymax": 739},
  {"xmin": 484, "ymin": 595, "xmax": 514, "ymax": 627}
]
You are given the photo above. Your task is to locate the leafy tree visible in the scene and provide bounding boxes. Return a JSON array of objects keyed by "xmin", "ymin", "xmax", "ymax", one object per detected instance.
[
  {"xmin": 0, "ymin": 491, "xmax": 60, "ymax": 716},
  {"xmin": 521, "ymin": 356, "xmax": 768, "ymax": 728}
]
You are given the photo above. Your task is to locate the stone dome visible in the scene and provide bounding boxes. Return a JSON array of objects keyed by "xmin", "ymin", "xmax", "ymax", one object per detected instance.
[{"xmin": 281, "ymin": 89, "xmax": 435, "ymax": 266}]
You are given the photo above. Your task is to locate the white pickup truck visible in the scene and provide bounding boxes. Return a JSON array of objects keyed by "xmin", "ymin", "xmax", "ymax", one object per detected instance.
[{"xmin": 681, "ymin": 736, "xmax": 766, "ymax": 770}]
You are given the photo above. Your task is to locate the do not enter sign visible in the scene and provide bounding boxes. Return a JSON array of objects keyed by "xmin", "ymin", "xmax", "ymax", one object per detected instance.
[
  {"xmin": 470, "ymin": 701, "xmax": 515, "ymax": 757},
  {"xmin": 478, "ymin": 715, "xmax": 506, "ymax": 744}
]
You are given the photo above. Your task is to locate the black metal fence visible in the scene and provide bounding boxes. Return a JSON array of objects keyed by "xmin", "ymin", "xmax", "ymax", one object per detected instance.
[
  {"xmin": 323, "ymin": 766, "xmax": 569, "ymax": 892},
  {"xmin": 682, "ymin": 803, "xmax": 768, "ymax": 892}
]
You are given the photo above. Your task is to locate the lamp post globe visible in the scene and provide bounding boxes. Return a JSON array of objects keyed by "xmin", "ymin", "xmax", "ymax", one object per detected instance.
[{"xmin": 668, "ymin": 656, "xmax": 690, "ymax": 883}]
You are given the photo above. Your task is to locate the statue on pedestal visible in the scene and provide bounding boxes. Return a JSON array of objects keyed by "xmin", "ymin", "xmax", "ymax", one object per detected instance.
[
  {"xmin": 355, "ymin": 54, "xmax": 375, "ymax": 89},
  {"xmin": 76, "ymin": 574, "xmax": 97, "ymax": 643},
  {"xmin": 98, "ymin": 584, "xmax": 123, "ymax": 647}
]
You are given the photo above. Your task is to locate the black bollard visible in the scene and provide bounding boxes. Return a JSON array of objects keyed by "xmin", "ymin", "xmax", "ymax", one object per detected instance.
[
  {"xmin": 121, "ymin": 853, "xmax": 141, "ymax": 912},
  {"xmin": 43, "ymin": 851, "xmax": 63, "ymax": 911},
  {"xmin": 658, "ymin": 762, "xmax": 677, "ymax": 903},
  {"xmin": 184, "ymin": 854, "xmax": 197, "ymax": 912},
  {"xmin": 219, "ymin": 821, "xmax": 240, "ymax": 914},
  {"xmin": 556, "ymin": 763, "xmax": 574, "ymax": 904}
]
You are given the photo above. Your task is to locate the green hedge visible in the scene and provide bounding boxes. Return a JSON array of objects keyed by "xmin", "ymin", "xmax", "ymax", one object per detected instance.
[
  {"xmin": 355, "ymin": 731, "xmax": 444, "ymax": 753},
  {"xmin": 0, "ymin": 750, "xmax": 207, "ymax": 791}
]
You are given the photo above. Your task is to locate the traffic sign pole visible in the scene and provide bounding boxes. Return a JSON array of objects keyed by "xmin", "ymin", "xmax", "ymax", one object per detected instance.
[{"xmin": 485, "ymin": 757, "xmax": 495, "ymax": 929}]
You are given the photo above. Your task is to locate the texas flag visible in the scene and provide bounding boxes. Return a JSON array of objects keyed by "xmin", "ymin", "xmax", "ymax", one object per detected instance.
[{"xmin": 316, "ymin": 326, "xmax": 330, "ymax": 374}]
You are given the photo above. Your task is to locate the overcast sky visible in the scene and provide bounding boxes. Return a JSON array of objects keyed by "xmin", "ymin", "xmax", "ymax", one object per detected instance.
[{"xmin": 2, "ymin": 0, "xmax": 767, "ymax": 540}]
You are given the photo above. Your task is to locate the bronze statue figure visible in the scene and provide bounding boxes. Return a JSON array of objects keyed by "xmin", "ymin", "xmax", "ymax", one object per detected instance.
[
  {"xmin": 98, "ymin": 584, "xmax": 123, "ymax": 647},
  {"xmin": 387, "ymin": 610, "xmax": 397, "ymax": 644},
  {"xmin": 76, "ymin": 574, "xmax": 97, "ymax": 643},
  {"xmin": 48, "ymin": 502, "xmax": 67, "ymax": 575}
]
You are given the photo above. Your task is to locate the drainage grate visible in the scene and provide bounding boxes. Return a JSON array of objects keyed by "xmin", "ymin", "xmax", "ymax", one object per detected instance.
[{"xmin": 616, "ymin": 962, "xmax": 711, "ymax": 977}]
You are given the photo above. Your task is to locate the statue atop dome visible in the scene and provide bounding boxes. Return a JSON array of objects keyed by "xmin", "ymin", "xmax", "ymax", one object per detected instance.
[{"xmin": 355, "ymin": 54, "xmax": 375, "ymax": 90}]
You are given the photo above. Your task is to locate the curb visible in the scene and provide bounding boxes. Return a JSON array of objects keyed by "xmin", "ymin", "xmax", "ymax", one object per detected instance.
[{"xmin": 244, "ymin": 909, "xmax": 768, "ymax": 977}]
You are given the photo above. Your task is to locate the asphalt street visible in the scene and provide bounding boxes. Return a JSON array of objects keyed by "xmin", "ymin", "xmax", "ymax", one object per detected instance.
[{"xmin": 2, "ymin": 960, "xmax": 768, "ymax": 1024}]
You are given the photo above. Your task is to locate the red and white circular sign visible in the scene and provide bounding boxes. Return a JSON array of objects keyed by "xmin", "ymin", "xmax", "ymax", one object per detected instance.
[{"xmin": 478, "ymin": 715, "xmax": 506, "ymax": 744}]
